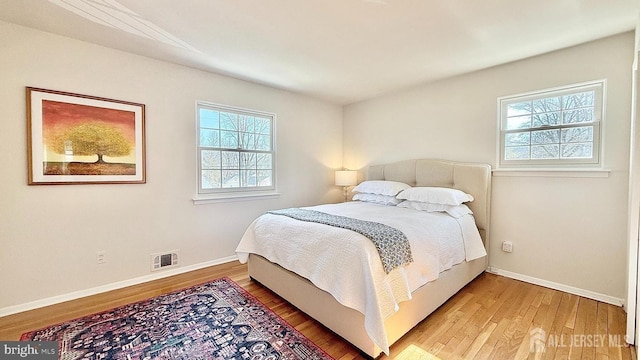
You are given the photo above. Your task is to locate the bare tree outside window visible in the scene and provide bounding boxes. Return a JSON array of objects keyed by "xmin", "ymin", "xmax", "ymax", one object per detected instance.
[
  {"xmin": 499, "ymin": 81, "xmax": 603, "ymax": 168},
  {"xmin": 197, "ymin": 103, "xmax": 275, "ymax": 194}
]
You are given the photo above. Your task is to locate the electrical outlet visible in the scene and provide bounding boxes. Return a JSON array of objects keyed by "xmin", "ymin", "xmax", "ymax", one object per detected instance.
[
  {"xmin": 502, "ymin": 241, "xmax": 513, "ymax": 253},
  {"xmin": 96, "ymin": 251, "xmax": 106, "ymax": 264}
]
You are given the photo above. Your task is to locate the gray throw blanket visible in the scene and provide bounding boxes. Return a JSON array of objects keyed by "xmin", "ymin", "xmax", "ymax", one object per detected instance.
[{"xmin": 267, "ymin": 208, "xmax": 413, "ymax": 273}]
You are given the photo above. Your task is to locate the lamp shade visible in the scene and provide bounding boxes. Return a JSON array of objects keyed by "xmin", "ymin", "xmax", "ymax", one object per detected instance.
[{"xmin": 335, "ymin": 170, "xmax": 357, "ymax": 186}]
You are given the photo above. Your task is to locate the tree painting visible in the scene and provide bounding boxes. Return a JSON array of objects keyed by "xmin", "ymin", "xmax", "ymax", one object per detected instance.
[
  {"xmin": 41, "ymin": 100, "xmax": 137, "ymax": 175},
  {"xmin": 47, "ymin": 122, "xmax": 132, "ymax": 163}
]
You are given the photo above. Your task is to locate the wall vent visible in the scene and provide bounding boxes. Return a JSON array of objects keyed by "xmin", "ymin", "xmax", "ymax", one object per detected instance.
[{"xmin": 151, "ymin": 250, "xmax": 179, "ymax": 271}]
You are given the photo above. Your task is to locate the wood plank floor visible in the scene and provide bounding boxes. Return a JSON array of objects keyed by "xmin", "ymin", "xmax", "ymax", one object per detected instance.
[{"xmin": 0, "ymin": 261, "xmax": 636, "ymax": 360}]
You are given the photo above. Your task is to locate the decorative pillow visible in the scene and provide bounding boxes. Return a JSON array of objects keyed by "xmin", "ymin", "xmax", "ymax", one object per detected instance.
[
  {"xmin": 397, "ymin": 201, "xmax": 473, "ymax": 218},
  {"xmin": 396, "ymin": 186, "xmax": 474, "ymax": 206},
  {"xmin": 352, "ymin": 180, "xmax": 411, "ymax": 196},
  {"xmin": 352, "ymin": 193, "xmax": 402, "ymax": 206}
]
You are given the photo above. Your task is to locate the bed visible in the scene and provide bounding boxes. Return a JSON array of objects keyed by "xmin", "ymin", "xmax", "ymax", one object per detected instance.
[{"xmin": 236, "ymin": 159, "xmax": 491, "ymax": 358}]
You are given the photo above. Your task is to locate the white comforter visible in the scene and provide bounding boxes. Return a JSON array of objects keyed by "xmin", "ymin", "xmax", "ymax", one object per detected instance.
[{"xmin": 235, "ymin": 202, "xmax": 486, "ymax": 355}]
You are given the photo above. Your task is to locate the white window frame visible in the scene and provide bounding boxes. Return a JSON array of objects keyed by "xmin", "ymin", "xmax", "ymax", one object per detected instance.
[
  {"xmin": 497, "ymin": 80, "xmax": 605, "ymax": 169},
  {"xmin": 194, "ymin": 101, "xmax": 277, "ymax": 203}
]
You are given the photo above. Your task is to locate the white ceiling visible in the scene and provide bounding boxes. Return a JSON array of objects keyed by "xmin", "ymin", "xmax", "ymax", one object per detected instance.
[{"xmin": 0, "ymin": 0, "xmax": 638, "ymax": 105}]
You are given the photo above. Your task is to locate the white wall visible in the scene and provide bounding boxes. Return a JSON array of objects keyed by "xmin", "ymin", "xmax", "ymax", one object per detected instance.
[
  {"xmin": 1, "ymin": 21, "xmax": 633, "ymax": 313},
  {"xmin": 0, "ymin": 21, "xmax": 343, "ymax": 310},
  {"xmin": 343, "ymin": 32, "xmax": 634, "ymax": 301}
]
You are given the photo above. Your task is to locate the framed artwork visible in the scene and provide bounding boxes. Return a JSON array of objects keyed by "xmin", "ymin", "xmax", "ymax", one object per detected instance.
[{"xmin": 27, "ymin": 87, "xmax": 146, "ymax": 185}]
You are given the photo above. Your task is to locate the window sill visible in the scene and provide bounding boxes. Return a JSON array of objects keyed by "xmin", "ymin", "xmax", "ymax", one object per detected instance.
[
  {"xmin": 193, "ymin": 191, "xmax": 280, "ymax": 205},
  {"xmin": 492, "ymin": 168, "xmax": 611, "ymax": 178}
]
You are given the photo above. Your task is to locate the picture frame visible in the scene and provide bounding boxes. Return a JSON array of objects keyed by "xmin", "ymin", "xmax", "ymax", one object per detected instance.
[{"xmin": 27, "ymin": 87, "xmax": 146, "ymax": 185}]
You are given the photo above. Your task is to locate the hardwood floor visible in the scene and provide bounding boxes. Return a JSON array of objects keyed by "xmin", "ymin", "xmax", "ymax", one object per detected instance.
[{"xmin": 0, "ymin": 261, "xmax": 636, "ymax": 360}]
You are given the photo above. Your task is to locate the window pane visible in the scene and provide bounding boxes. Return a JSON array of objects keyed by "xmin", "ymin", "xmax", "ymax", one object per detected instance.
[
  {"xmin": 240, "ymin": 169, "xmax": 257, "ymax": 187},
  {"xmin": 220, "ymin": 112, "xmax": 238, "ymax": 130},
  {"xmin": 221, "ymin": 151, "xmax": 239, "ymax": 169},
  {"xmin": 257, "ymin": 153, "xmax": 272, "ymax": 169},
  {"xmin": 500, "ymin": 82, "xmax": 601, "ymax": 167},
  {"xmin": 256, "ymin": 135, "xmax": 271, "ymax": 151},
  {"xmin": 506, "ymin": 115, "xmax": 531, "ymax": 130},
  {"xmin": 532, "ymin": 112, "xmax": 559, "ymax": 127},
  {"xmin": 221, "ymin": 169, "xmax": 239, "ymax": 188},
  {"xmin": 239, "ymin": 132, "xmax": 255, "ymax": 150},
  {"xmin": 220, "ymin": 130, "xmax": 239, "ymax": 149},
  {"xmin": 561, "ymin": 126, "xmax": 593, "ymax": 143},
  {"xmin": 197, "ymin": 102, "xmax": 274, "ymax": 193},
  {"xmin": 505, "ymin": 132, "xmax": 530, "ymax": 146},
  {"xmin": 201, "ymin": 150, "xmax": 221, "ymax": 169},
  {"xmin": 257, "ymin": 170, "xmax": 272, "ymax": 186},
  {"xmin": 199, "ymin": 129, "xmax": 219, "ymax": 147},
  {"xmin": 200, "ymin": 109, "xmax": 219, "ymax": 129},
  {"xmin": 505, "ymin": 146, "xmax": 530, "ymax": 160},
  {"xmin": 562, "ymin": 108, "xmax": 594, "ymax": 124},
  {"xmin": 531, "ymin": 129, "xmax": 559, "ymax": 145},
  {"xmin": 563, "ymin": 91, "xmax": 594, "ymax": 109},
  {"xmin": 533, "ymin": 97, "xmax": 560, "ymax": 113},
  {"xmin": 238, "ymin": 115, "xmax": 255, "ymax": 133},
  {"xmin": 507, "ymin": 102, "xmax": 531, "ymax": 117},
  {"xmin": 240, "ymin": 152, "xmax": 256, "ymax": 169},
  {"xmin": 202, "ymin": 170, "xmax": 221, "ymax": 189},
  {"xmin": 561, "ymin": 143, "xmax": 593, "ymax": 158},
  {"xmin": 531, "ymin": 145, "xmax": 559, "ymax": 159},
  {"xmin": 255, "ymin": 117, "xmax": 271, "ymax": 134}
]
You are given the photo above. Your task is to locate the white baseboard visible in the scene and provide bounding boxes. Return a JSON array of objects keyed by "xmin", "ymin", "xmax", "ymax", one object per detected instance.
[
  {"xmin": 487, "ymin": 267, "xmax": 625, "ymax": 308},
  {"xmin": 0, "ymin": 255, "xmax": 239, "ymax": 317}
]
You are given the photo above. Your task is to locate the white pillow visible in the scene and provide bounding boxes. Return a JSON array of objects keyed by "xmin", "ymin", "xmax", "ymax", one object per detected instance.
[
  {"xmin": 396, "ymin": 187, "xmax": 474, "ymax": 206},
  {"xmin": 397, "ymin": 201, "xmax": 473, "ymax": 218},
  {"xmin": 352, "ymin": 180, "xmax": 411, "ymax": 196},
  {"xmin": 352, "ymin": 193, "xmax": 402, "ymax": 206}
]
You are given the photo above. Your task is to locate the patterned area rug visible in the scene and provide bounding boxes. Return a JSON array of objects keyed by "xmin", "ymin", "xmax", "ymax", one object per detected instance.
[{"xmin": 21, "ymin": 277, "xmax": 333, "ymax": 359}]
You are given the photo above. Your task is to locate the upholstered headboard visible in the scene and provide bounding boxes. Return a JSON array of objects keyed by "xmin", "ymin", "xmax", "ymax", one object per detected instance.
[{"xmin": 367, "ymin": 159, "xmax": 491, "ymax": 243}]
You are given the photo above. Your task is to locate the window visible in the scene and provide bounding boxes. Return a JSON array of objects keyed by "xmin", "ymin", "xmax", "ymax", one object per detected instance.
[
  {"xmin": 196, "ymin": 102, "xmax": 275, "ymax": 196},
  {"xmin": 498, "ymin": 80, "xmax": 604, "ymax": 168}
]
